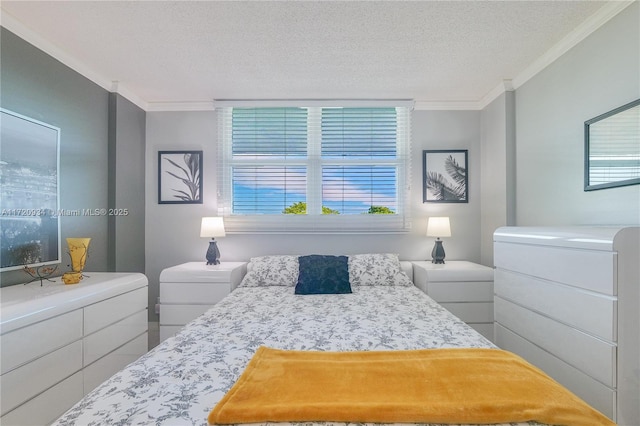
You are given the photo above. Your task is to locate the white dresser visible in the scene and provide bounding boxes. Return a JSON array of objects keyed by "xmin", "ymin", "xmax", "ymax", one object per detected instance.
[
  {"xmin": 412, "ymin": 261, "xmax": 494, "ymax": 341},
  {"xmin": 159, "ymin": 262, "xmax": 246, "ymax": 342},
  {"xmin": 494, "ymin": 226, "xmax": 639, "ymax": 425},
  {"xmin": 0, "ymin": 272, "xmax": 148, "ymax": 426}
]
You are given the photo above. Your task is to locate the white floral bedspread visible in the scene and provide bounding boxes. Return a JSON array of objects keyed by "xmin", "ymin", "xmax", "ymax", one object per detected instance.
[{"xmin": 53, "ymin": 285, "xmax": 535, "ymax": 426}]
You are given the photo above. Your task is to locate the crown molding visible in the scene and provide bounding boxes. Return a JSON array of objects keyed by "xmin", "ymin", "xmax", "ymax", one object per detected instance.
[
  {"xmin": 477, "ymin": 80, "xmax": 514, "ymax": 110},
  {"xmin": 146, "ymin": 101, "xmax": 216, "ymax": 112},
  {"xmin": 1, "ymin": 1, "xmax": 634, "ymax": 113},
  {"xmin": 511, "ymin": 0, "xmax": 635, "ymax": 91},
  {"xmin": 0, "ymin": 10, "xmax": 148, "ymax": 111},
  {"xmin": 413, "ymin": 100, "xmax": 481, "ymax": 111},
  {"xmin": 474, "ymin": 1, "xmax": 635, "ymax": 110}
]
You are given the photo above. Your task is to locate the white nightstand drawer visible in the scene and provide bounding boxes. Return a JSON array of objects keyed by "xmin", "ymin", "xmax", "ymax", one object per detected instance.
[
  {"xmin": 160, "ymin": 282, "xmax": 230, "ymax": 304},
  {"xmin": 159, "ymin": 262, "xmax": 246, "ymax": 285},
  {"xmin": 159, "ymin": 262, "xmax": 247, "ymax": 343},
  {"xmin": 160, "ymin": 304, "xmax": 213, "ymax": 326},
  {"xmin": 413, "ymin": 261, "xmax": 494, "ymax": 282},
  {"xmin": 440, "ymin": 302, "xmax": 494, "ymax": 323},
  {"xmin": 427, "ymin": 281, "xmax": 493, "ymax": 302}
]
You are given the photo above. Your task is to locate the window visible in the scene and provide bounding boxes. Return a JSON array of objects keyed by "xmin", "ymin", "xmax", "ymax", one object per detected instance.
[{"xmin": 218, "ymin": 102, "xmax": 411, "ymax": 233}]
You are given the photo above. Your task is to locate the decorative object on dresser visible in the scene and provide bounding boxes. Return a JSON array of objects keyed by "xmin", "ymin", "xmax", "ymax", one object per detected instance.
[
  {"xmin": 22, "ymin": 264, "xmax": 58, "ymax": 286},
  {"xmin": 159, "ymin": 261, "xmax": 246, "ymax": 342},
  {"xmin": 200, "ymin": 217, "xmax": 226, "ymax": 265},
  {"xmin": 0, "ymin": 272, "xmax": 149, "ymax": 426},
  {"xmin": 493, "ymin": 226, "xmax": 639, "ymax": 425},
  {"xmin": 62, "ymin": 237, "xmax": 91, "ymax": 284},
  {"xmin": 426, "ymin": 216, "xmax": 451, "ymax": 264}
]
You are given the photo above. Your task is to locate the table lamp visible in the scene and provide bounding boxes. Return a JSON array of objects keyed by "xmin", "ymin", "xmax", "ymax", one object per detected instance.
[
  {"xmin": 200, "ymin": 217, "xmax": 226, "ymax": 265},
  {"xmin": 426, "ymin": 216, "xmax": 451, "ymax": 264}
]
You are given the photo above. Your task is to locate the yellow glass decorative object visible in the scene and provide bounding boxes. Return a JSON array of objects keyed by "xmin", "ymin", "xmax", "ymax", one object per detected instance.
[
  {"xmin": 62, "ymin": 271, "xmax": 83, "ymax": 285},
  {"xmin": 66, "ymin": 237, "xmax": 91, "ymax": 272}
]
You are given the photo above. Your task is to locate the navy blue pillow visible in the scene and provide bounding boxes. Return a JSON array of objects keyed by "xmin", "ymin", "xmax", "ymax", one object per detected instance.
[{"xmin": 295, "ymin": 255, "xmax": 352, "ymax": 295}]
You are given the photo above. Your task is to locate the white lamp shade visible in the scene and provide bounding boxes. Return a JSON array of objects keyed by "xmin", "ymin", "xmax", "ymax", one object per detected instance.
[
  {"xmin": 200, "ymin": 217, "xmax": 226, "ymax": 238},
  {"xmin": 426, "ymin": 217, "xmax": 451, "ymax": 237}
]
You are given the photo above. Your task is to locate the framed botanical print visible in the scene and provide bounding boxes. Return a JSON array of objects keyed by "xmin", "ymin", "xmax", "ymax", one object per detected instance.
[
  {"xmin": 423, "ymin": 149, "xmax": 468, "ymax": 203},
  {"xmin": 158, "ymin": 150, "xmax": 203, "ymax": 204}
]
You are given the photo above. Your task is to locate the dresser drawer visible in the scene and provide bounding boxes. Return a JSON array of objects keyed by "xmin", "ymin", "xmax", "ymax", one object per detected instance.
[
  {"xmin": 0, "ymin": 340, "xmax": 82, "ymax": 416},
  {"xmin": 84, "ymin": 310, "xmax": 147, "ymax": 366},
  {"xmin": 85, "ymin": 287, "xmax": 148, "ymax": 335},
  {"xmin": 495, "ymin": 269, "xmax": 616, "ymax": 341},
  {"xmin": 496, "ymin": 324, "xmax": 616, "ymax": 420},
  {"xmin": 83, "ymin": 332, "xmax": 148, "ymax": 393},
  {"xmin": 427, "ymin": 281, "xmax": 493, "ymax": 302},
  {"xmin": 1, "ymin": 309, "xmax": 83, "ymax": 375},
  {"xmin": 160, "ymin": 282, "xmax": 230, "ymax": 304},
  {"xmin": 0, "ymin": 370, "xmax": 84, "ymax": 426},
  {"xmin": 468, "ymin": 323, "xmax": 494, "ymax": 341},
  {"xmin": 494, "ymin": 242, "xmax": 616, "ymax": 295},
  {"xmin": 160, "ymin": 325, "xmax": 184, "ymax": 341},
  {"xmin": 160, "ymin": 304, "xmax": 213, "ymax": 326},
  {"xmin": 440, "ymin": 302, "xmax": 493, "ymax": 323},
  {"xmin": 495, "ymin": 297, "xmax": 616, "ymax": 387}
]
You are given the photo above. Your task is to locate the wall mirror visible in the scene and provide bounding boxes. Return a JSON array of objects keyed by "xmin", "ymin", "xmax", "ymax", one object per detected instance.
[
  {"xmin": 0, "ymin": 109, "xmax": 61, "ymax": 270},
  {"xmin": 584, "ymin": 99, "xmax": 640, "ymax": 191}
]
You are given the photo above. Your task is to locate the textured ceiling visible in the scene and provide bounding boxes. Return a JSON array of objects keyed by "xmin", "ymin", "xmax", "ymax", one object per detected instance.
[{"xmin": 1, "ymin": 1, "xmax": 612, "ymax": 109}]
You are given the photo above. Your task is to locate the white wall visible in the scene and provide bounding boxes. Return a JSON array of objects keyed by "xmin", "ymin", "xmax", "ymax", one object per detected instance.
[
  {"xmin": 145, "ymin": 109, "xmax": 483, "ymax": 320},
  {"xmin": 514, "ymin": 3, "xmax": 640, "ymax": 226}
]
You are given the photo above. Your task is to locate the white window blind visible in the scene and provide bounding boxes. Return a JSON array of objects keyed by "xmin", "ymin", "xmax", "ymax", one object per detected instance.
[
  {"xmin": 587, "ymin": 105, "xmax": 640, "ymax": 186},
  {"xmin": 218, "ymin": 104, "xmax": 411, "ymax": 233}
]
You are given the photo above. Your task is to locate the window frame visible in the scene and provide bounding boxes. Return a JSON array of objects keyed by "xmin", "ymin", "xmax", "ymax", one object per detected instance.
[{"xmin": 217, "ymin": 101, "xmax": 412, "ymax": 234}]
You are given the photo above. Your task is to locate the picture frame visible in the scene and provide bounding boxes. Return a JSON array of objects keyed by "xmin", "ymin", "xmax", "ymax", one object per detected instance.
[
  {"xmin": 584, "ymin": 98, "xmax": 640, "ymax": 191},
  {"xmin": 423, "ymin": 149, "xmax": 468, "ymax": 203},
  {"xmin": 158, "ymin": 150, "xmax": 203, "ymax": 204},
  {"xmin": 0, "ymin": 108, "xmax": 62, "ymax": 270}
]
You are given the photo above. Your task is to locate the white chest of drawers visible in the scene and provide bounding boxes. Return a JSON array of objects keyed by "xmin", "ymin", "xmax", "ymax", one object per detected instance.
[
  {"xmin": 494, "ymin": 226, "xmax": 639, "ymax": 425},
  {"xmin": 159, "ymin": 262, "xmax": 246, "ymax": 342},
  {"xmin": 0, "ymin": 272, "xmax": 148, "ymax": 426},
  {"xmin": 412, "ymin": 260, "xmax": 494, "ymax": 342}
]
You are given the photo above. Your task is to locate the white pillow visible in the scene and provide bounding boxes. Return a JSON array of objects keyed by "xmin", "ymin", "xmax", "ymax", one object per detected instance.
[
  {"xmin": 238, "ymin": 255, "xmax": 299, "ymax": 287},
  {"xmin": 348, "ymin": 253, "xmax": 412, "ymax": 286}
]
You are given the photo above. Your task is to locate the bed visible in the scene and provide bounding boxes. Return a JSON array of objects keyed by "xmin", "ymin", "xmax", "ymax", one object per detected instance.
[{"xmin": 52, "ymin": 254, "xmax": 609, "ymax": 426}]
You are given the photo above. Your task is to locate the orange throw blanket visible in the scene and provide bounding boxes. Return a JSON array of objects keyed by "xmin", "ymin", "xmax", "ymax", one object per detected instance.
[{"xmin": 208, "ymin": 346, "xmax": 614, "ymax": 426}]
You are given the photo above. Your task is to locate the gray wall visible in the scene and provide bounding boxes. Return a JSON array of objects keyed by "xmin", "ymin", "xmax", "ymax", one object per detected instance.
[
  {"xmin": 1, "ymin": 28, "xmax": 109, "ymax": 286},
  {"xmin": 0, "ymin": 28, "xmax": 146, "ymax": 287},
  {"xmin": 479, "ymin": 91, "xmax": 516, "ymax": 266},
  {"xmin": 144, "ymin": 109, "xmax": 483, "ymax": 320},
  {"xmin": 108, "ymin": 93, "xmax": 146, "ymax": 273},
  {"xmin": 514, "ymin": 3, "xmax": 640, "ymax": 226}
]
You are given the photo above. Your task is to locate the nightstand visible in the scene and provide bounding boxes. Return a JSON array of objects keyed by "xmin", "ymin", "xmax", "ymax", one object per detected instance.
[
  {"xmin": 412, "ymin": 260, "xmax": 494, "ymax": 342},
  {"xmin": 159, "ymin": 262, "xmax": 246, "ymax": 342}
]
